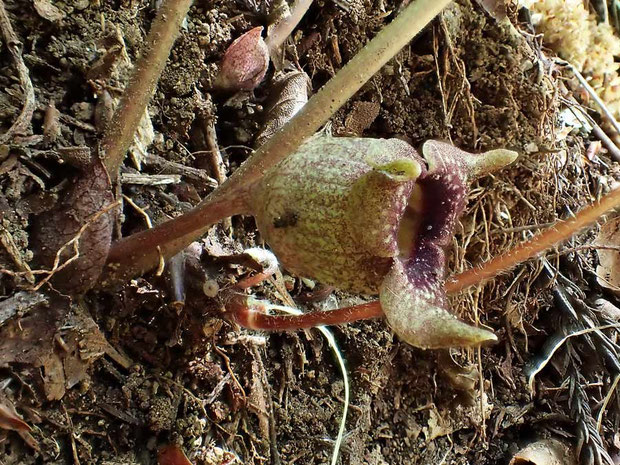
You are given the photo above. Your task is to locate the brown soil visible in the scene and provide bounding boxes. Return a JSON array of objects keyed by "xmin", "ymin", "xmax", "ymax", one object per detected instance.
[{"xmin": 1, "ymin": 0, "xmax": 619, "ymax": 464}]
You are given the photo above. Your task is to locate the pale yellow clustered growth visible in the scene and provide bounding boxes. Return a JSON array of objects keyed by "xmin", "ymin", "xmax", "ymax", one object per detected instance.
[{"xmin": 522, "ymin": 0, "xmax": 620, "ymax": 116}]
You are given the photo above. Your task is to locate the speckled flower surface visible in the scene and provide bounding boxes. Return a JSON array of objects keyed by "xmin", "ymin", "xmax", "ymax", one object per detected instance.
[
  {"xmin": 249, "ymin": 136, "xmax": 424, "ymax": 294},
  {"xmin": 248, "ymin": 136, "xmax": 517, "ymax": 349},
  {"xmin": 380, "ymin": 141, "xmax": 517, "ymax": 348}
]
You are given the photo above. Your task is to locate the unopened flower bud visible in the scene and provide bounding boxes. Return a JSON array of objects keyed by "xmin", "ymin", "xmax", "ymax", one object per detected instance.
[{"xmin": 215, "ymin": 26, "xmax": 269, "ymax": 91}]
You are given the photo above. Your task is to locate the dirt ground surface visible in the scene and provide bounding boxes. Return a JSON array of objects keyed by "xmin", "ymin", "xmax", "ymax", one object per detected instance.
[{"xmin": 2, "ymin": 0, "xmax": 620, "ymax": 464}]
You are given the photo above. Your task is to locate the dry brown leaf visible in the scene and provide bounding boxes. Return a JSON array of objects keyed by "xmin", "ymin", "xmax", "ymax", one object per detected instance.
[
  {"xmin": 510, "ymin": 439, "xmax": 576, "ymax": 465},
  {"xmin": 422, "ymin": 392, "xmax": 493, "ymax": 442},
  {"xmin": 0, "ymin": 292, "xmax": 69, "ymax": 367},
  {"xmin": 57, "ymin": 303, "xmax": 122, "ymax": 393},
  {"xmin": 0, "ymin": 395, "xmax": 39, "ymax": 450},
  {"xmin": 254, "ymin": 70, "xmax": 309, "ymax": 148},
  {"xmin": 42, "ymin": 352, "xmax": 66, "ymax": 401},
  {"xmin": 158, "ymin": 444, "xmax": 194, "ymax": 465},
  {"xmin": 0, "ymin": 291, "xmax": 69, "ymax": 400},
  {"xmin": 423, "ymin": 408, "xmax": 451, "ymax": 442},
  {"xmin": 0, "ymin": 398, "xmax": 31, "ymax": 433},
  {"xmin": 595, "ymin": 216, "xmax": 620, "ymax": 294},
  {"xmin": 30, "ymin": 158, "xmax": 117, "ymax": 294},
  {"xmin": 33, "ymin": 0, "xmax": 65, "ymax": 22},
  {"xmin": 0, "ymin": 292, "xmax": 121, "ymax": 400}
]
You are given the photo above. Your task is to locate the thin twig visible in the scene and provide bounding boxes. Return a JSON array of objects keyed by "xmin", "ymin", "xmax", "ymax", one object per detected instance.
[
  {"xmin": 0, "ymin": 291, "xmax": 48, "ymax": 327},
  {"xmin": 203, "ymin": 123, "xmax": 227, "ymax": 187},
  {"xmin": 120, "ymin": 173, "xmax": 182, "ymax": 186},
  {"xmin": 100, "ymin": 0, "xmax": 193, "ymax": 180},
  {"xmin": 561, "ymin": 60, "xmax": 620, "ymax": 138},
  {"xmin": 62, "ymin": 403, "xmax": 81, "ymax": 465},
  {"xmin": 525, "ymin": 323, "xmax": 620, "ymax": 391},
  {"xmin": 0, "ymin": 225, "xmax": 35, "ymax": 283},
  {"xmin": 143, "ymin": 153, "xmax": 217, "ymax": 186},
  {"xmin": 203, "ymin": 120, "xmax": 231, "ymax": 230},
  {"xmin": 122, "ymin": 194, "xmax": 165, "ymax": 276},
  {"xmin": 0, "ymin": 0, "xmax": 36, "ymax": 143},
  {"xmin": 566, "ymin": 95, "xmax": 620, "ymax": 162},
  {"xmin": 592, "ymin": 124, "xmax": 620, "ymax": 162},
  {"xmin": 596, "ymin": 373, "xmax": 620, "ymax": 432},
  {"xmin": 257, "ymin": 299, "xmax": 349, "ymax": 465}
]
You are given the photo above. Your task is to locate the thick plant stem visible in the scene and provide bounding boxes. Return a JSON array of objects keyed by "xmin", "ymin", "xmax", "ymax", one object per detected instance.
[
  {"xmin": 232, "ymin": 188, "xmax": 620, "ymax": 331},
  {"xmin": 101, "ymin": 195, "xmax": 248, "ymax": 287},
  {"xmin": 102, "ymin": 0, "xmax": 454, "ymax": 286},
  {"xmin": 264, "ymin": 0, "xmax": 314, "ymax": 56},
  {"xmin": 100, "ymin": 0, "xmax": 193, "ymax": 181}
]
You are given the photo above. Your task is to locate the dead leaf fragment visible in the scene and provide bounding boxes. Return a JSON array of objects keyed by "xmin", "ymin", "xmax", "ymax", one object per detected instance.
[
  {"xmin": 510, "ymin": 439, "xmax": 576, "ymax": 465},
  {"xmin": 128, "ymin": 108, "xmax": 155, "ymax": 170},
  {"xmin": 422, "ymin": 391, "xmax": 493, "ymax": 442},
  {"xmin": 0, "ymin": 398, "xmax": 31, "ymax": 432},
  {"xmin": 255, "ymin": 70, "xmax": 309, "ymax": 147},
  {"xmin": 43, "ymin": 101, "xmax": 61, "ymax": 143},
  {"xmin": 30, "ymin": 158, "xmax": 117, "ymax": 294},
  {"xmin": 158, "ymin": 444, "xmax": 194, "ymax": 465},
  {"xmin": 0, "ymin": 395, "xmax": 39, "ymax": 450},
  {"xmin": 0, "ymin": 291, "xmax": 122, "ymax": 400},
  {"xmin": 33, "ymin": 0, "xmax": 66, "ymax": 22},
  {"xmin": 342, "ymin": 101, "xmax": 381, "ymax": 136},
  {"xmin": 0, "ymin": 291, "xmax": 69, "ymax": 368},
  {"xmin": 594, "ymin": 298, "xmax": 620, "ymax": 321},
  {"xmin": 474, "ymin": 0, "xmax": 507, "ymax": 21},
  {"xmin": 595, "ymin": 216, "xmax": 620, "ymax": 294}
]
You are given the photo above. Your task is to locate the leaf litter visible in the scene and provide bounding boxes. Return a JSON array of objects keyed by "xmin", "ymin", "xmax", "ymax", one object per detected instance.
[{"xmin": 1, "ymin": 0, "xmax": 620, "ymax": 463}]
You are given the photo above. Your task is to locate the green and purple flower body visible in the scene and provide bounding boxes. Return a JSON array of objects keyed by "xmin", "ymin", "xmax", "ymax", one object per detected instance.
[{"xmin": 246, "ymin": 136, "xmax": 517, "ymax": 349}]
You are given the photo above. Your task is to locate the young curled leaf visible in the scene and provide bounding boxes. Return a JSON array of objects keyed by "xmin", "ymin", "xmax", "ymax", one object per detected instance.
[
  {"xmin": 255, "ymin": 69, "xmax": 310, "ymax": 147},
  {"xmin": 215, "ymin": 26, "xmax": 269, "ymax": 91}
]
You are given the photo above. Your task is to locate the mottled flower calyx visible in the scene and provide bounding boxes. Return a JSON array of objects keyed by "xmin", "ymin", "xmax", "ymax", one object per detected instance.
[
  {"xmin": 215, "ymin": 26, "xmax": 269, "ymax": 91},
  {"xmin": 247, "ymin": 136, "xmax": 518, "ymax": 349}
]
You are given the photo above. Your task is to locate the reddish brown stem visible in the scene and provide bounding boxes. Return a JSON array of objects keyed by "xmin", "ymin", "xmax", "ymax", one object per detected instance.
[
  {"xmin": 101, "ymin": 195, "xmax": 248, "ymax": 287},
  {"xmin": 445, "ymin": 187, "xmax": 620, "ymax": 294},
  {"xmin": 230, "ymin": 298, "xmax": 383, "ymax": 330}
]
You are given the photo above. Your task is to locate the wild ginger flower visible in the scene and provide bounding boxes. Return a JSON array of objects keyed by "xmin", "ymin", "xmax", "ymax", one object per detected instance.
[{"xmin": 245, "ymin": 136, "xmax": 517, "ymax": 349}]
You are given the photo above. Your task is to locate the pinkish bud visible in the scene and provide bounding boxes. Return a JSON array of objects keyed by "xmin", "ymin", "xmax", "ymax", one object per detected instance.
[{"xmin": 215, "ymin": 26, "xmax": 269, "ymax": 91}]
